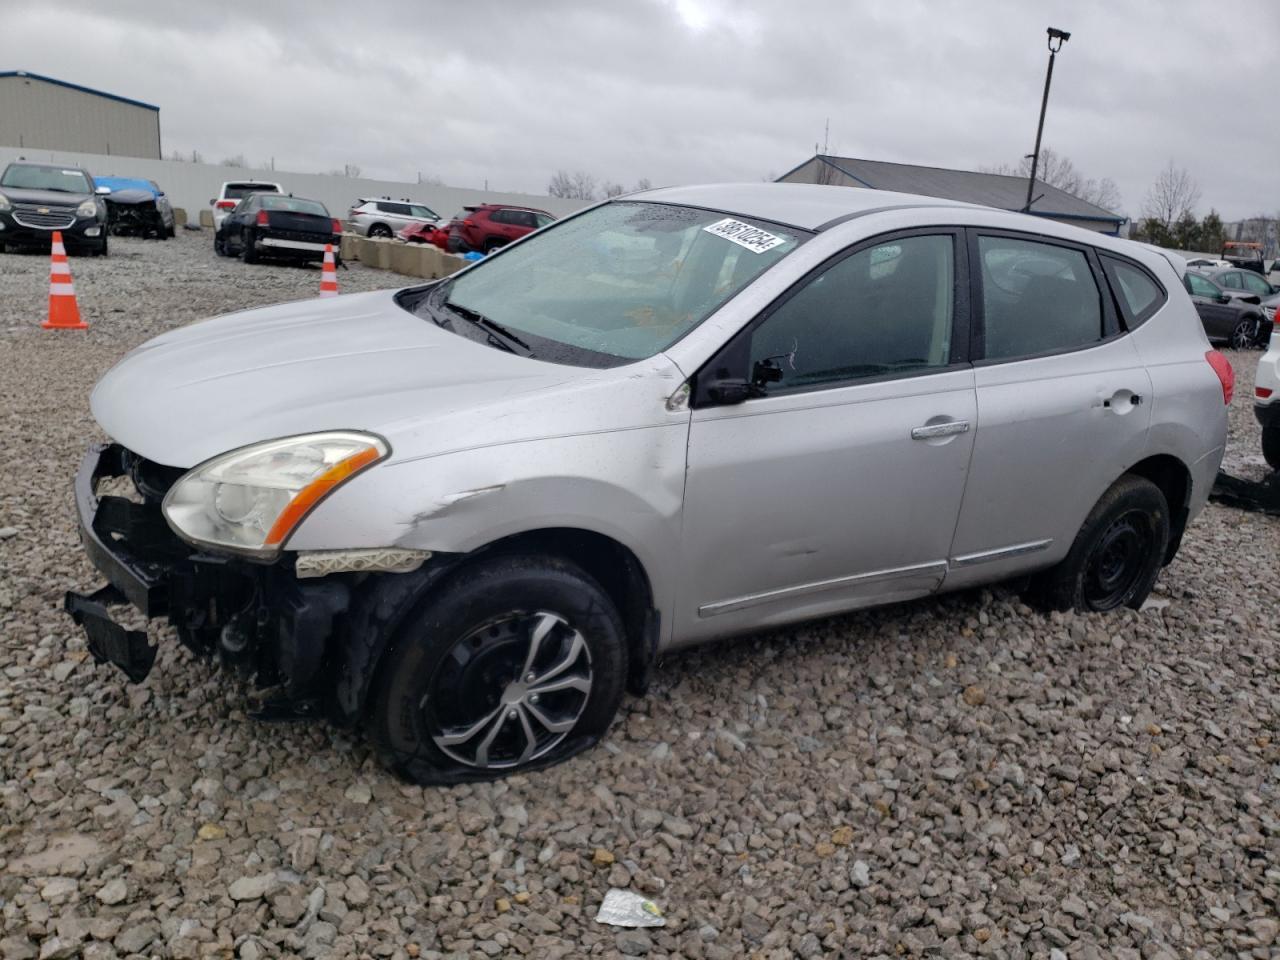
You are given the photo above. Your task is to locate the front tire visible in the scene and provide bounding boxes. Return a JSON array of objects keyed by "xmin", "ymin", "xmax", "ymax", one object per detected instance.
[
  {"xmin": 1032, "ymin": 475, "xmax": 1170, "ymax": 613},
  {"xmin": 1230, "ymin": 319, "xmax": 1256, "ymax": 350},
  {"xmin": 1263, "ymin": 422, "xmax": 1280, "ymax": 471},
  {"xmin": 368, "ymin": 554, "xmax": 627, "ymax": 784}
]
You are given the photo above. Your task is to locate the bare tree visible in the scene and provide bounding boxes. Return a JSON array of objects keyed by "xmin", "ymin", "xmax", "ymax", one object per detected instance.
[
  {"xmin": 634, "ymin": 177, "xmax": 652, "ymax": 191},
  {"xmin": 1141, "ymin": 161, "xmax": 1202, "ymax": 230},
  {"xmin": 547, "ymin": 169, "xmax": 597, "ymax": 200},
  {"xmin": 219, "ymin": 154, "xmax": 246, "ymax": 168},
  {"xmin": 985, "ymin": 146, "xmax": 1122, "ymax": 212},
  {"xmin": 602, "ymin": 181, "xmax": 626, "ymax": 198}
]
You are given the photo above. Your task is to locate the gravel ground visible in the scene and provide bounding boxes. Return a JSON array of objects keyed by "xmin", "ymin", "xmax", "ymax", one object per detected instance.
[{"xmin": 0, "ymin": 234, "xmax": 1277, "ymax": 960}]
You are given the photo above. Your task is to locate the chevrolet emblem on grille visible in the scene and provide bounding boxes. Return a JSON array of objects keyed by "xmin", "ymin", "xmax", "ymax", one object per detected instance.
[{"xmin": 37, "ymin": 207, "xmax": 50, "ymax": 214}]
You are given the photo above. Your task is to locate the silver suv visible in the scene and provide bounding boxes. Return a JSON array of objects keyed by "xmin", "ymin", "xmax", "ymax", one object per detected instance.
[
  {"xmin": 348, "ymin": 197, "xmax": 440, "ymax": 238},
  {"xmin": 67, "ymin": 184, "xmax": 1229, "ymax": 784}
]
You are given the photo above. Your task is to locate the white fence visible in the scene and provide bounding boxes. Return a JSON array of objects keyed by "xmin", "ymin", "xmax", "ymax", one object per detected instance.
[{"xmin": 0, "ymin": 145, "xmax": 587, "ymax": 224}]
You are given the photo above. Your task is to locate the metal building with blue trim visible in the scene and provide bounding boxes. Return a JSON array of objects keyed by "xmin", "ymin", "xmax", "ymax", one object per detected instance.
[
  {"xmin": 0, "ymin": 70, "xmax": 161, "ymax": 160},
  {"xmin": 778, "ymin": 154, "xmax": 1126, "ymax": 235}
]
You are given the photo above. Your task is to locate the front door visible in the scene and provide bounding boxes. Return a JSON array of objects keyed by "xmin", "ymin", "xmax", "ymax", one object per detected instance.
[
  {"xmin": 675, "ymin": 231, "xmax": 977, "ymax": 644},
  {"xmin": 1183, "ymin": 272, "xmax": 1236, "ymax": 341},
  {"xmin": 945, "ymin": 231, "xmax": 1153, "ymax": 588}
]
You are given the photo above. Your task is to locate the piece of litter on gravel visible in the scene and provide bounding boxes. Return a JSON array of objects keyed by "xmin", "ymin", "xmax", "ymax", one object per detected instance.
[
  {"xmin": 1140, "ymin": 597, "xmax": 1170, "ymax": 612},
  {"xmin": 595, "ymin": 889, "xmax": 666, "ymax": 927}
]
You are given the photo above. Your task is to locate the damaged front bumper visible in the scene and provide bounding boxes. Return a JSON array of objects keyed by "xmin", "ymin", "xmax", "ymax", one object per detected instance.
[{"xmin": 65, "ymin": 443, "xmax": 351, "ymax": 714}]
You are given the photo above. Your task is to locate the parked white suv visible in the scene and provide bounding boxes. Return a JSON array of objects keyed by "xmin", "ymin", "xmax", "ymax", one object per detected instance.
[
  {"xmin": 348, "ymin": 197, "xmax": 440, "ymax": 238},
  {"xmin": 1256, "ymin": 328, "xmax": 1280, "ymax": 468},
  {"xmin": 210, "ymin": 180, "xmax": 283, "ymax": 231},
  {"xmin": 66, "ymin": 183, "xmax": 1230, "ymax": 784}
]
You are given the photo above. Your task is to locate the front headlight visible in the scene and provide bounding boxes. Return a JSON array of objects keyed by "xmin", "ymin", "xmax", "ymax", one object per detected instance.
[
  {"xmin": 0, "ymin": 193, "xmax": 10, "ymax": 212},
  {"xmin": 162, "ymin": 431, "xmax": 389, "ymax": 558},
  {"xmin": 76, "ymin": 199, "xmax": 97, "ymax": 217}
]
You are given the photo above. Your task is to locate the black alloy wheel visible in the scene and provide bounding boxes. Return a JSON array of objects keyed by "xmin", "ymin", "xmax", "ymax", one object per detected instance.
[{"xmin": 427, "ymin": 611, "xmax": 593, "ymax": 769}]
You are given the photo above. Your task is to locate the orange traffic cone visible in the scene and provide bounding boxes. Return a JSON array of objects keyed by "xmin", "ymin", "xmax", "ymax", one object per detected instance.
[
  {"xmin": 319, "ymin": 245, "xmax": 338, "ymax": 298},
  {"xmin": 42, "ymin": 231, "xmax": 88, "ymax": 330}
]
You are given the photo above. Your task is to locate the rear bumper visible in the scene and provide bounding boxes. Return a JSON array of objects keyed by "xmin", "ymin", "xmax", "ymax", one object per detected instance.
[
  {"xmin": 259, "ymin": 237, "xmax": 331, "ymax": 252},
  {"xmin": 66, "ymin": 443, "xmax": 350, "ymax": 701}
]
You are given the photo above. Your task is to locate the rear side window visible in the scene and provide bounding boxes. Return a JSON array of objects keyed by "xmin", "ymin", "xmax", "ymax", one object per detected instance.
[
  {"xmin": 378, "ymin": 202, "xmax": 409, "ymax": 215},
  {"xmin": 977, "ymin": 236, "xmax": 1102, "ymax": 360},
  {"xmin": 1218, "ymin": 272, "xmax": 1242, "ymax": 289},
  {"xmin": 490, "ymin": 209, "xmax": 514, "ymax": 224},
  {"xmin": 1100, "ymin": 256, "xmax": 1166, "ymax": 328}
]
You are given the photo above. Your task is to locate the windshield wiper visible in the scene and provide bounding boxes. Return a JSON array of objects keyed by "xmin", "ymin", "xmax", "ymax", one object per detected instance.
[{"xmin": 444, "ymin": 301, "xmax": 533, "ymax": 356}]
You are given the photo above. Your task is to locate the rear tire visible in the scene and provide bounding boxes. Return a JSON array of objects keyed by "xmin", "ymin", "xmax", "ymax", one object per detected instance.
[
  {"xmin": 241, "ymin": 228, "xmax": 259, "ymax": 264},
  {"xmin": 1031, "ymin": 475, "xmax": 1170, "ymax": 613},
  {"xmin": 1263, "ymin": 422, "xmax": 1280, "ymax": 471},
  {"xmin": 368, "ymin": 554, "xmax": 627, "ymax": 785},
  {"xmin": 483, "ymin": 237, "xmax": 506, "ymax": 253},
  {"xmin": 368, "ymin": 223, "xmax": 392, "ymax": 239}
]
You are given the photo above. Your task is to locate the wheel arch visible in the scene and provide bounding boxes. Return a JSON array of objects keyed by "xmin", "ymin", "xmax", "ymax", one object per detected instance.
[
  {"xmin": 330, "ymin": 525, "xmax": 660, "ymax": 726},
  {"xmin": 1124, "ymin": 453, "xmax": 1192, "ymax": 564}
]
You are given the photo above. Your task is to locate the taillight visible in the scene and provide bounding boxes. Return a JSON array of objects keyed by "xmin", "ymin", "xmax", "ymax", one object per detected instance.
[
  {"xmin": 215, "ymin": 200, "xmax": 237, "ymax": 210},
  {"xmin": 1205, "ymin": 350, "xmax": 1234, "ymax": 405},
  {"xmin": 332, "ymin": 219, "xmax": 342, "ymax": 234},
  {"xmin": 256, "ymin": 210, "xmax": 269, "ymax": 226},
  {"xmin": 1258, "ymin": 387, "xmax": 1274, "ymax": 399},
  {"xmin": 463, "ymin": 219, "xmax": 475, "ymax": 227}
]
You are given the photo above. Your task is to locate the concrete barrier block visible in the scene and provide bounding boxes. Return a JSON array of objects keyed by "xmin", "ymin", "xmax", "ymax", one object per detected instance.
[
  {"xmin": 440, "ymin": 253, "xmax": 468, "ymax": 277},
  {"xmin": 359, "ymin": 237, "xmax": 392, "ymax": 270},
  {"xmin": 389, "ymin": 241, "xmax": 428, "ymax": 278},
  {"xmin": 419, "ymin": 245, "xmax": 445, "ymax": 278},
  {"xmin": 198, "ymin": 209, "xmax": 214, "ymax": 228},
  {"xmin": 340, "ymin": 233, "xmax": 360, "ymax": 262},
  {"xmin": 173, "ymin": 208, "xmax": 188, "ymax": 226}
]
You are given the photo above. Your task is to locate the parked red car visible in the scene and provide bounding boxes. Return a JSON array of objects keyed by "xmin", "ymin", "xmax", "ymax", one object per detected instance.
[
  {"xmin": 447, "ymin": 204, "xmax": 556, "ymax": 253},
  {"xmin": 397, "ymin": 221, "xmax": 450, "ymax": 250}
]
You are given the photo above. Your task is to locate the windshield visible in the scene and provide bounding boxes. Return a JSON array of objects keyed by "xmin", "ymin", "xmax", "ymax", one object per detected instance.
[
  {"xmin": 433, "ymin": 201, "xmax": 804, "ymax": 364},
  {"xmin": 260, "ymin": 195, "xmax": 329, "ymax": 216},
  {"xmin": 1, "ymin": 165, "xmax": 91, "ymax": 193}
]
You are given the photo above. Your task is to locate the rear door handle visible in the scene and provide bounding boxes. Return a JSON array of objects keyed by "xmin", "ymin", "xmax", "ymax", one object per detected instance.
[{"xmin": 911, "ymin": 420, "xmax": 970, "ymax": 440}]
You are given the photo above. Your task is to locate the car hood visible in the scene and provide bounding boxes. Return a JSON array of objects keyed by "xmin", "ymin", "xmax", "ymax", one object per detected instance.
[
  {"xmin": 91, "ymin": 288, "xmax": 685, "ymax": 467},
  {"xmin": 0, "ymin": 186, "xmax": 88, "ymax": 206}
]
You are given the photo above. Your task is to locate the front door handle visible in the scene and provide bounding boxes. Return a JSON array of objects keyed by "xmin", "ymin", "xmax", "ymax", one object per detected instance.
[{"xmin": 911, "ymin": 420, "xmax": 970, "ymax": 440}]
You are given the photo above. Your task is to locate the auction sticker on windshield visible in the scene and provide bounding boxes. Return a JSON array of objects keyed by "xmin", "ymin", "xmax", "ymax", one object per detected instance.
[{"xmin": 702, "ymin": 218, "xmax": 786, "ymax": 254}]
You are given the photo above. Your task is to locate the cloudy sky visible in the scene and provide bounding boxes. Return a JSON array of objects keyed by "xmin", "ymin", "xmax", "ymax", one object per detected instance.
[{"xmin": 12, "ymin": 0, "xmax": 1279, "ymax": 219}]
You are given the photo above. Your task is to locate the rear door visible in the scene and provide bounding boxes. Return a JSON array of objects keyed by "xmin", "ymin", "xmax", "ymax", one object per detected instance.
[
  {"xmin": 945, "ymin": 231, "xmax": 1152, "ymax": 588},
  {"xmin": 676, "ymin": 230, "xmax": 977, "ymax": 643}
]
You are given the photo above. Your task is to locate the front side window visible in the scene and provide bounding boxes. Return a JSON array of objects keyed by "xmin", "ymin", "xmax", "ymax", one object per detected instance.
[
  {"xmin": 748, "ymin": 234, "xmax": 955, "ymax": 390},
  {"xmin": 1185, "ymin": 273, "xmax": 1220, "ymax": 298},
  {"xmin": 1218, "ymin": 271, "xmax": 1243, "ymax": 289},
  {"xmin": 418, "ymin": 202, "xmax": 804, "ymax": 365},
  {"xmin": 535, "ymin": 213, "xmax": 555, "ymax": 228},
  {"xmin": 978, "ymin": 236, "xmax": 1102, "ymax": 359},
  {"xmin": 409, "ymin": 204, "xmax": 437, "ymax": 219}
]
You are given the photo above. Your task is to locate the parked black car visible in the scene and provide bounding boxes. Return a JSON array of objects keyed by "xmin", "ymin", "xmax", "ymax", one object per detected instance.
[
  {"xmin": 0, "ymin": 161, "xmax": 108, "ymax": 255},
  {"xmin": 1183, "ymin": 270, "xmax": 1271, "ymax": 348},
  {"xmin": 215, "ymin": 194, "xmax": 341, "ymax": 265}
]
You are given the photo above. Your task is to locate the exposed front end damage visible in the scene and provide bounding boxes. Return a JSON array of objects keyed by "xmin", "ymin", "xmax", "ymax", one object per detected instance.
[
  {"xmin": 103, "ymin": 189, "xmax": 168, "ymax": 238},
  {"xmin": 67, "ymin": 443, "xmax": 410, "ymax": 719}
]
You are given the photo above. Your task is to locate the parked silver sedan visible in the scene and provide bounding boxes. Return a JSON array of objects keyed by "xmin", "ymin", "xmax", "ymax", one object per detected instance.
[{"xmin": 68, "ymin": 183, "xmax": 1229, "ymax": 783}]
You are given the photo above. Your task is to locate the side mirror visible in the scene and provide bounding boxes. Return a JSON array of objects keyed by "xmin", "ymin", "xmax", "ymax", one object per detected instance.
[
  {"xmin": 705, "ymin": 380, "xmax": 753, "ymax": 405},
  {"xmin": 95, "ymin": 185, "xmax": 111, "ymax": 195},
  {"xmin": 752, "ymin": 358, "xmax": 785, "ymax": 387}
]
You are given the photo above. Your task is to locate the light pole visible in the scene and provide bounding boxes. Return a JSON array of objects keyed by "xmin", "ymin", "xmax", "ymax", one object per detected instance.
[{"xmin": 1023, "ymin": 26, "xmax": 1070, "ymax": 213}]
